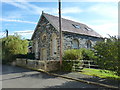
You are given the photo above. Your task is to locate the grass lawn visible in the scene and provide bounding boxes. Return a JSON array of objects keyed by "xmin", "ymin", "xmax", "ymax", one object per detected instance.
[{"xmin": 80, "ymin": 68, "xmax": 120, "ymax": 80}]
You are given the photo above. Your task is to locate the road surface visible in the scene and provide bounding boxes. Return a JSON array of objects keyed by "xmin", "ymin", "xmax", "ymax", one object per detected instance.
[{"xmin": 2, "ymin": 65, "xmax": 103, "ymax": 88}]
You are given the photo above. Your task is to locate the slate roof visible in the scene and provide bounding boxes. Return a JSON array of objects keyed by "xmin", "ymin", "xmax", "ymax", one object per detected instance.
[
  {"xmin": 32, "ymin": 12, "xmax": 102, "ymax": 39},
  {"xmin": 43, "ymin": 13, "xmax": 102, "ymax": 38}
]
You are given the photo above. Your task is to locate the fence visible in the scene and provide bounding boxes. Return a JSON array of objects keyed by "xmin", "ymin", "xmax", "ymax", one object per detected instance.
[{"xmin": 82, "ymin": 60, "xmax": 99, "ymax": 68}]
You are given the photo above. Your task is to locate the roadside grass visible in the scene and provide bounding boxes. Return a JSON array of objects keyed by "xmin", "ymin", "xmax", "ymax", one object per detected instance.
[{"xmin": 80, "ymin": 68, "xmax": 120, "ymax": 80}]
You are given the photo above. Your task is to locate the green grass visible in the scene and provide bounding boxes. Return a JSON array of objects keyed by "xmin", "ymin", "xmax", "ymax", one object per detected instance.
[{"xmin": 80, "ymin": 68, "xmax": 120, "ymax": 80}]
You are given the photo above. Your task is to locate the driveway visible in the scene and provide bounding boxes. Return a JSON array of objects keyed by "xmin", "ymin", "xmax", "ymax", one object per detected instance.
[{"xmin": 2, "ymin": 65, "xmax": 103, "ymax": 88}]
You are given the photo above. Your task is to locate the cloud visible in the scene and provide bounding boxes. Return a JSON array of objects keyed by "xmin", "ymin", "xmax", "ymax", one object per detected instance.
[
  {"xmin": 3, "ymin": 1, "xmax": 83, "ymax": 15},
  {"xmin": 61, "ymin": 15, "xmax": 118, "ymax": 37},
  {"xmin": 0, "ymin": 29, "xmax": 34, "ymax": 39},
  {"xmin": 4, "ymin": 2, "xmax": 28, "ymax": 10},
  {"xmin": 2, "ymin": 0, "xmax": 119, "ymax": 2},
  {"xmin": 13, "ymin": 30, "xmax": 34, "ymax": 39},
  {"xmin": 2, "ymin": 1, "xmax": 118, "ymax": 38},
  {"xmin": 87, "ymin": 3, "xmax": 118, "ymax": 19},
  {"xmin": 2, "ymin": 10, "xmax": 24, "ymax": 20},
  {"xmin": 0, "ymin": 18, "xmax": 37, "ymax": 24},
  {"xmin": 89, "ymin": 23, "xmax": 118, "ymax": 37},
  {"xmin": 84, "ymin": 3, "xmax": 118, "ymax": 37},
  {"xmin": 62, "ymin": 7, "xmax": 83, "ymax": 14},
  {"xmin": 3, "ymin": 1, "xmax": 51, "ymax": 15},
  {"xmin": 14, "ymin": 30, "xmax": 34, "ymax": 34}
]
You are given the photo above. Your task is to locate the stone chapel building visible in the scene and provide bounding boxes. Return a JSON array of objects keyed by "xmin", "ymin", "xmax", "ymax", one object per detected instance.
[{"xmin": 31, "ymin": 12, "xmax": 103, "ymax": 60}]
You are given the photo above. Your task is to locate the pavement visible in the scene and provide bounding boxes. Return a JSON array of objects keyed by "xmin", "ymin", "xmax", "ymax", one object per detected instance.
[
  {"xmin": 51, "ymin": 71, "xmax": 120, "ymax": 89},
  {"xmin": 2, "ymin": 65, "xmax": 105, "ymax": 88},
  {"xmin": 22, "ymin": 65, "xmax": 120, "ymax": 89},
  {"xmin": 2, "ymin": 64, "xmax": 119, "ymax": 89}
]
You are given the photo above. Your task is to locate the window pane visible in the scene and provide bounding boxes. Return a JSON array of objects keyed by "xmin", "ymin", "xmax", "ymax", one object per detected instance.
[{"xmin": 72, "ymin": 39, "xmax": 79, "ymax": 49}]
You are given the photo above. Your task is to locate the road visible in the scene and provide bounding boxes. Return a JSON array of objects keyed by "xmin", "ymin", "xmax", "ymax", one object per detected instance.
[{"xmin": 2, "ymin": 65, "xmax": 103, "ymax": 88}]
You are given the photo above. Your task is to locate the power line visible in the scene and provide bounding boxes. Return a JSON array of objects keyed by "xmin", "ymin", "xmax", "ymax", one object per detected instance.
[
  {"xmin": 0, "ymin": 31, "xmax": 6, "ymax": 32},
  {"xmin": 14, "ymin": 31, "xmax": 33, "ymax": 33},
  {"xmin": 1, "ymin": 32, "xmax": 6, "ymax": 36}
]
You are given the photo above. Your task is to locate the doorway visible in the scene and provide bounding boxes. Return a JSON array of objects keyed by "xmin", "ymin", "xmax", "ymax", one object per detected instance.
[{"xmin": 41, "ymin": 48, "xmax": 47, "ymax": 60}]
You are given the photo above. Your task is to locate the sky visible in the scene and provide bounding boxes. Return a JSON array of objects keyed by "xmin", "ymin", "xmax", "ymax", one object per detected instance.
[{"xmin": 0, "ymin": 0, "xmax": 118, "ymax": 39}]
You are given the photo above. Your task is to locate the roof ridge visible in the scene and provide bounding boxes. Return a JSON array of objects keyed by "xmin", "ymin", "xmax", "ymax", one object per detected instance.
[
  {"xmin": 42, "ymin": 12, "xmax": 102, "ymax": 38},
  {"xmin": 43, "ymin": 12, "xmax": 86, "ymax": 26}
]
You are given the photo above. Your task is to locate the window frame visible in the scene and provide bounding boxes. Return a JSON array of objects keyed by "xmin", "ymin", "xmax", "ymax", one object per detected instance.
[
  {"xmin": 72, "ymin": 24, "xmax": 80, "ymax": 29},
  {"xmin": 86, "ymin": 40, "xmax": 92, "ymax": 49},
  {"xmin": 72, "ymin": 39, "xmax": 79, "ymax": 49}
]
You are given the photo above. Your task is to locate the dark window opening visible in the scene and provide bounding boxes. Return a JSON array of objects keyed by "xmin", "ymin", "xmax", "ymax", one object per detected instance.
[
  {"xmin": 72, "ymin": 24, "xmax": 80, "ymax": 29},
  {"xmin": 87, "ymin": 40, "xmax": 92, "ymax": 48},
  {"xmin": 85, "ymin": 27, "xmax": 92, "ymax": 31},
  {"xmin": 72, "ymin": 39, "xmax": 79, "ymax": 49}
]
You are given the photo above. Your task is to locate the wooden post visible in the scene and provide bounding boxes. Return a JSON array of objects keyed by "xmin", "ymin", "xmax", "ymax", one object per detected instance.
[
  {"xmin": 59, "ymin": 0, "xmax": 62, "ymax": 69},
  {"xmin": 89, "ymin": 61, "xmax": 90, "ymax": 68},
  {"xmin": 6, "ymin": 29, "xmax": 8, "ymax": 37}
]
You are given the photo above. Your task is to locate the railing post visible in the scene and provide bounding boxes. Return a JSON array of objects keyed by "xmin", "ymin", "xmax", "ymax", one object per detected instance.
[{"xmin": 89, "ymin": 61, "xmax": 90, "ymax": 68}]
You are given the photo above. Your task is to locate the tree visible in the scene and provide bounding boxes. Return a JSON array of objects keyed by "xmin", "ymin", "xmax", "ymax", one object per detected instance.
[
  {"xmin": 1, "ymin": 35, "xmax": 28, "ymax": 64},
  {"xmin": 93, "ymin": 36, "xmax": 120, "ymax": 75}
]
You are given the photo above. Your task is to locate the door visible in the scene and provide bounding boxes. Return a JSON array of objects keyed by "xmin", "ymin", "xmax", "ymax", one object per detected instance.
[{"xmin": 41, "ymin": 48, "xmax": 47, "ymax": 60}]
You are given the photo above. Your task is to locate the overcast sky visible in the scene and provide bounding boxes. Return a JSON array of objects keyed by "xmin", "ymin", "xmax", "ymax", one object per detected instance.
[{"xmin": 1, "ymin": 0, "xmax": 118, "ymax": 39}]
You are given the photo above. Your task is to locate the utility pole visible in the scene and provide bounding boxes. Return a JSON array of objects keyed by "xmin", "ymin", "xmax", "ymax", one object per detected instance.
[
  {"xmin": 59, "ymin": 0, "xmax": 62, "ymax": 69},
  {"xmin": 6, "ymin": 29, "xmax": 8, "ymax": 37}
]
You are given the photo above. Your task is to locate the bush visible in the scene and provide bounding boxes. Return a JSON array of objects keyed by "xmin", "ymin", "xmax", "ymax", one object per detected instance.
[
  {"xmin": 62, "ymin": 48, "xmax": 96, "ymax": 71},
  {"xmin": 27, "ymin": 53, "xmax": 35, "ymax": 59},
  {"xmin": 16, "ymin": 53, "xmax": 35, "ymax": 59},
  {"xmin": 1, "ymin": 35, "xmax": 28, "ymax": 64},
  {"xmin": 62, "ymin": 48, "xmax": 97, "ymax": 60},
  {"xmin": 62, "ymin": 49, "xmax": 83, "ymax": 60},
  {"xmin": 93, "ymin": 36, "xmax": 120, "ymax": 76},
  {"xmin": 80, "ymin": 48, "xmax": 98, "ymax": 60},
  {"xmin": 61, "ymin": 60, "xmax": 83, "ymax": 71},
  {"xmin": 62, "ymin": 60, "xmax": 73, "ymax": 71}
]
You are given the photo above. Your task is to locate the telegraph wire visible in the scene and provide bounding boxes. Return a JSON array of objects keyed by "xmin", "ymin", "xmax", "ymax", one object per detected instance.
[{"xmin": 1, "ymin": 32, "xmax": 6, "ymax": 36}]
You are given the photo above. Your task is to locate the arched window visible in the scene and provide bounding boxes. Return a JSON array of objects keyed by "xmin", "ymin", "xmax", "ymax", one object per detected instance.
[
  {"xmin": 35, "ymin": 40, "xmax": 38, "ymax": 53},
  {"xmin": 72, "ymin": 39, "xmax": 79, "ymax": 49},
  {"xmin": 86, "ymin": 40, "xmax": 92, "ymax": 49},
  {"xmin": 42, "ymin": 34, "xmax": 47, "ymax": 42},
  {"xmin": 51, "ymin": 34, "xmax": 57, "ymax": 57},
  {"xmin": 35, "ymin": 40, "xmax": 39, "ymax": 59}
]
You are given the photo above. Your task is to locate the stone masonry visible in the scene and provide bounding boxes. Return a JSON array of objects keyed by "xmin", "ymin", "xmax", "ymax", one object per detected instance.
[{"xmin": 31, "ymin": 12, "xmax": 103, "ymax": 60}]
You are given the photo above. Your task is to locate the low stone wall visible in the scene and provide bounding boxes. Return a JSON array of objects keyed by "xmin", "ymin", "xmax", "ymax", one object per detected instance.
[{"xmin": 15, "ymin": 58, "xmax": 60, "ymax": 71}]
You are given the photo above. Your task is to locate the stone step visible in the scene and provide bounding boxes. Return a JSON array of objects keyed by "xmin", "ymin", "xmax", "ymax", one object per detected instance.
[
  {"xmin": 74, "ymin": 69, "xmax": 82, "ymax": 72},
  {"xmin": 75, "ymin": 67, "xmax": 83, "ymax": 69}
]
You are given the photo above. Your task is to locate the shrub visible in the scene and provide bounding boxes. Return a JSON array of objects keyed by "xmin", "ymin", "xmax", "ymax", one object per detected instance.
[
  {"xmin": 80, "ymin": 48, "xmax": 98, "ymax": 60},
  {"xmin": 1, "ymin": 35, "xmax": 28, "ymax": 64},
  {"xmin": 61, "ymin": 60, "xmax": 83, "ymax": 71},
  {"xmin": 16, "ymin": 53, "xmax": 35, "ymax": 59},
  {"xmin": 27, "ymin": 53, "xmax": 35, "ymax": 59},
  {"xmin": 62, "ymin": 60, "xmax": 73, "ymax": 71},
  {"xmin": 62, "ymin": 48, "xmax": 97, "ymax": 60},
  {"xmin": 62, "ymin": 49, "xmax": 83, "ymax": 60},
  {"xmin": 62, "ymin": 48, "xmax": 96, "ymax": 71},
  {"xmin": 93, "ymin": 36, "xmax": 120, "ymax": 76}
]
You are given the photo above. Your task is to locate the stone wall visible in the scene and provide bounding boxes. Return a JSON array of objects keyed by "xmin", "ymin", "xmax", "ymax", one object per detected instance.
[
  {"xmin": 63, "ymin": 32, "xmax": 103, "ymax": 50},
  {"xmin": 15, "ymin": 58, "xmax": 60, "ymax": 72},
  {"xmin": 32, "ymin": 14, "xmax": 103, "ymax": 61},
  {"xmin": 32, "ymin": 15, "xmax": 60, "ymax": 60}
]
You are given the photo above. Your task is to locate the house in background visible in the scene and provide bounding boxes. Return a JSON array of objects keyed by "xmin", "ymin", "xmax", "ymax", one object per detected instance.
[{"xmin": 31, "ymin": 11, "xmax": 103, "ymax": 60}]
